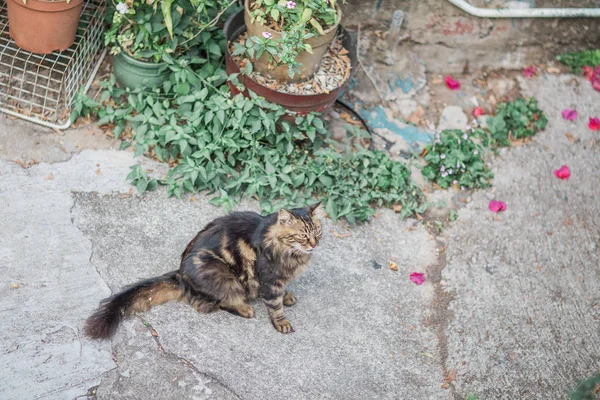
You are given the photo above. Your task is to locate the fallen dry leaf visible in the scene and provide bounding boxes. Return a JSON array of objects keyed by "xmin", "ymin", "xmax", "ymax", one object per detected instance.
[
  {"xmin": 389, "ymin": 261, "xmax": 398, "ymax": 271},
  {"xmin": 340, "ymin": 111, "xmax": 362, "ymax": 126},
  {"xmin": 564, "ymin": 217, "xmax": 572, "ymax": 227},
  {"xmin": 331, "ymin": 230, "xmax": 352, "ymax": 239},
  {"xmin": 151, "ymin": 328, "xmax": 159, "ymax": 337},
  {"xmin": 408, "ymin": 105, "xmax": 425, "ymax": 125},
  {"xmin": 11, "ymin": 283, "xmax": 20, "ymax": 289},
  {"xmin": 44, "ymin": 173, "xmax": 54, "ymax": 180},
  {"xmin": 95, "ymin": 169, "xmax": 102, "ymax": 175},
  {"xmin": 547, "ymin": 66, "xmax": 561, "ymax": 74},
  {"xmin": 566, "ymin": 132, "xmax": 575, "ymax": 143},
  {"xmin": 392, "ymin": 204, "xmax": 403, "ymax": 213},
  {"xmin": 444, "ymin": 368, "xmax": 457, "ymax": 384},
  {"xmin": 415, "ymin": 213, "xmax": 423, "ymax": 221}
]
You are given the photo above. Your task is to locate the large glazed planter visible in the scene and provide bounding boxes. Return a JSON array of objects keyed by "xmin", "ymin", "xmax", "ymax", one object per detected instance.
[
  {"xmin": 225, "ymin": 9, "xmax": 357, "ymax": 115},
  {"xmin": 7, "ymin": 0, "xmax": 84, "ymax": 54},
  {"xmin": 244, "ymin": 0, "xmax": 341, "ymax": 82},
  {"xmin": 112, "ymin": 51, "xmax": 170, "ymax": 90}
]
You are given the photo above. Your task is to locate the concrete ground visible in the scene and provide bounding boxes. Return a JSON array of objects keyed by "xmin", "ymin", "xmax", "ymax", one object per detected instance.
[{"xmin": 0, "ymin": 73, "xmax": 599, "ymax": 400}]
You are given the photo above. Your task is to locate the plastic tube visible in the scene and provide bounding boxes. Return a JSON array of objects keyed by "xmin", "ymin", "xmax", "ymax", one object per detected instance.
[{"xmin": 446, "ymin": 0, "xmax": 600, "ymax": 18}]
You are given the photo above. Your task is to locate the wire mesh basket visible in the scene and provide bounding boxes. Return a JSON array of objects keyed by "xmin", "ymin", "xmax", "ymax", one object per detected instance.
[{"xmin": 0, "ymin": 0, "xmax": 107, "ymax": 129}]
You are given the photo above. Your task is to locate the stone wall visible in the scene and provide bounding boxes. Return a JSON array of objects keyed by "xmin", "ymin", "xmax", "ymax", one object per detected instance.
[{"xmin": 341, "ymin": 0, "xmax": 600, "ymax": 73}]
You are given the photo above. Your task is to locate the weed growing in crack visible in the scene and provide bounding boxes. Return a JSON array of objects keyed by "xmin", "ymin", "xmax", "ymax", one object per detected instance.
[
  {"xmin": 487, "ymin": 97, "xmax": 548, "ymax": 147},
  {"xmin": 421, "ymin": 129, "xmax": 493, "ymax": 190}
]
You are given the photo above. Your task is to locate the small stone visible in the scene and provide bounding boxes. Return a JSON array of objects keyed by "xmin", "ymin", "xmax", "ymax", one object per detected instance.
[
  {"xmin": 487, "ymin": 78, "xmax": 514, "ymax": 97},
  {"xmin": 477, "ymin": 115, "xmax": 490, "ymax": 129},
  {"xmin": 438, "ymin": 106, "xmax": 468, "ymax": 131}
]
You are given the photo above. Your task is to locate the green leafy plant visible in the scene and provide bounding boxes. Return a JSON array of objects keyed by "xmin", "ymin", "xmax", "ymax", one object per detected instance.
[
  {"xmin": 421, "ymin": 129, "xmax": 493, "ymax": 190},
  {"xmin": 557, "ymin": 49, "xmax": 600, "ymax": 74},
  {"xmin": 487, "ymin": 98, "xmax": 548, "ymax": 147},
  {"xmin": 105, "ymin": 0, "xmax": 234, "ymax": 62},
  {"xmin": 73, "ymin": 64, "xmax": 423, "ymax": 223},
  {"xmin": 569, "ymin": 372, "xmax": 600, "ymax": 400},
  {"xmin": 238, "ymin": 0, "xmax": 343, "ymax": 78},
  {"xmin": 448, "ymin": 209, "xmax": 458, "ymax": 222}
]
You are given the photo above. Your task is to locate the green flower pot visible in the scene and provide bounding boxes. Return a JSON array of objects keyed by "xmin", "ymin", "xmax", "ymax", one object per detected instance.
[{"xmin": 112, "ymin": 51, "xmax": 169, "ymax": 90}]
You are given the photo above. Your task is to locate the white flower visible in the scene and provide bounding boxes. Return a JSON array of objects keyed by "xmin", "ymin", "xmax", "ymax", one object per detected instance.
[
  {"xmin": 440, "ymin": 154, "xmax": 446, "ymax": 159},
  {"xmin": 262, "ymin": 32, "xmax": 272, "ymax": 39},
  {"xmin": 463, "ymin": 133, "xmax": 468, "ymax": 140},
  {"xmin": 448, "ymin": 168, "xmax": 453, "ymax": 174},
  {"xmin": 116, "ymin": 2, "xmax": 129, "ymax": 14},
  {"xmin": 440, "ymin": 166, "xmax": 445, "ymax": 172},
  {"xmin": 286, "ymin": 1, "xmax": 296, "ymax": 9},
  {"xmin": 442, "ymin": 172, "xmax": 448, "ymax": 177},
  {"xmin": 474, "ymin": 150, "xmax": 478, "ymax": 155},
  {"xmin": 453, "ymin": 180, "xmax": 458, "ymax": 185}
]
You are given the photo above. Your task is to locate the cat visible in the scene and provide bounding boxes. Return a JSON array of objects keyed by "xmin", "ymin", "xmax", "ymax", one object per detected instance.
[{"xmin": 85, "ymin": 202, "xmax": 324, "ymax": 338}]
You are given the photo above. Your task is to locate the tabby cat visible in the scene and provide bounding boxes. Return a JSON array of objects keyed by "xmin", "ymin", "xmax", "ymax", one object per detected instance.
[{"xmin": 85, "ymin": 203, "xmax": 324, "ymax": 338}]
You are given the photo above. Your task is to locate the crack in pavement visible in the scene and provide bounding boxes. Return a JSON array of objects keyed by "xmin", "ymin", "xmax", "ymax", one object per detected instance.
[
  {"xmin": 423, "ymin": 237, "xmax": 459, "ymax": 399},
  {"xmin": 139, "ymin": 317, "xmax": 244, "ymax": 400}
]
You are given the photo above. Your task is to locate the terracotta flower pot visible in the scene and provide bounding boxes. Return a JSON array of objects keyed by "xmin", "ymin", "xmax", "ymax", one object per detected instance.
[
  {"xmin": 244, "ymin": 0, "xmax": 341, "ymax": 82},
  {"xmin": 7, "ymin": 0, "xmax": 84, "ymax": 54},
  {"xmin": 225, "ymin": 9, "xmax": 358, "ymax": 115}
]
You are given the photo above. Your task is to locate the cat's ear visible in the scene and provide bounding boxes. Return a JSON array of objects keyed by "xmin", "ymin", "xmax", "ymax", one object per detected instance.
[
  {"xmin": 277, "ymin": 209, "xmax": 295, "ymax": 226},
  {"xmin": 308, "ymin": 202, "xmax": 325, "ymax": 219}
]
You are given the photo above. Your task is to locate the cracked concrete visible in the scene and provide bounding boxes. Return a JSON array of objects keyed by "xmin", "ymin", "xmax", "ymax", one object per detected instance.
[{"xmin": 1, "ymin": 71, "xmax": 599, "ymax": 400}]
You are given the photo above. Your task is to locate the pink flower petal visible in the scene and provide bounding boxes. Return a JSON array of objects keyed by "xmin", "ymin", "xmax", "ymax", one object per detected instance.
[
  {"xmin": 561, "ymin": 109, "xmax": 578, "ymax": 121},
  {"xmin": 582, "ymin": 66, "xmax": 594, "ymax": 81},
  {"xmin": 589, "ymin": 117, "xmax": 600, "ymax": 131},
  {"xmin": 472, "ymin": 106, "xmax": 485, "ymax": 117},
  {"xmin": 488, "ymin": 200, "xmax": 507, "ymax": 213},
  {"xmin": 554, "ymin": 165, "xmax": 570, "ymax": 180},
  {"xmin": 523, "ymin": 65, "xmax": 536, "ymax": 78},
  {"xmin": 445, "ymin": 76, "xmax": 460, "ymax": 90},
  {"xmin": 409, "ymin": 272, "xmax": 425, "ymax": 285}
]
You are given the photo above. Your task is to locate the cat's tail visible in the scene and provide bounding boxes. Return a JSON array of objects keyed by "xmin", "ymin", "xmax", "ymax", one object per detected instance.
[{"xmin": 85, "ymin": 270, "xmax": 183, "ymax": 339}]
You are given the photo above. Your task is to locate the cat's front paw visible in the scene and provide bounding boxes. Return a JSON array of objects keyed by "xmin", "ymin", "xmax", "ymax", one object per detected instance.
[
  {"xmin": 283, "ymin": 291, "xmax": 297, "ymax": 307},
  {"xmin": 272, "ymin": 318, "xmax": 294, "ymax": 334}
]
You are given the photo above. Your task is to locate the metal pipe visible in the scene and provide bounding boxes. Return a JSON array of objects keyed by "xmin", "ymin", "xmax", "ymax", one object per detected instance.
[{"xmin": 446, "ymin": 0, "xmax": 600, "ymax": 18}]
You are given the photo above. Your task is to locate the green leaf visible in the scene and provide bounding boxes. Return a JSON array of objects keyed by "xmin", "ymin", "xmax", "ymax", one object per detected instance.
[
  {"xmin": 136, "ymin": 179, "xmax": 148, "ymax": 194},
  {"xmin": 300, "ymin": 8, "xmax": 312, "ymax": 24},
  {"xmin": 161, "ymin": 0, "xmax": 174, "ymax": 39},
  {"xmin": 309, "ymin": 18, "xmax": 325, "ymax": 35},
  {"xmin": 318, "ymin": 175, "xmax": 333, "ymax": 187},
  {"xmin": 270, "ymin": 8, "xmax": 280, "ymax": 21}
]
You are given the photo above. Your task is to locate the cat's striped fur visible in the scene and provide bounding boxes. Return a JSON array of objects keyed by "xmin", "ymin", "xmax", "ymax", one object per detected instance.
[{"xmin": 85, "ymin": 203, "xmax": 324, "ymax": 338}]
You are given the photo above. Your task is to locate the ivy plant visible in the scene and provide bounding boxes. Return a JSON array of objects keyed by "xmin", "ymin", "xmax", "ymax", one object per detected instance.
[
  {"xmin": 72, "ymin": 60, "xmax": 424, "ymax": 223},
  {"xmin": 487, "ymin": 98, "xmax": 548, "ymax": 147},
  {"xmin": 240, "ymin": 0, "xmax": 344, "ymax": 78},
  {"xmin": 106, "ymin": 0, "xmax": 235, "ymax": 62},
  {"xmin": 421, "ymin": 129, "xmax": 493, "ymax": 190},
  {"xmin": 557, "ymin": 49, "xmax": 600, "ymax": 74}
]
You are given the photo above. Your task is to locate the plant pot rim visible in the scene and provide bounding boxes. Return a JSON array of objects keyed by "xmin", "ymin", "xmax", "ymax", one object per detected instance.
[
  {"xmin": 114, "ymin": 49, "xmax": 167, "ymax": 67},
  {"xmin": 244, "ymin": 0, "xmax": 342, "ymax": 38},
  {"xmin": 225, "ymin": 9, "xmax": 357, "ymax": 106},
  {"xmin": 9, "ymin": 0, "xmax": 83, "ymax": 10}
]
